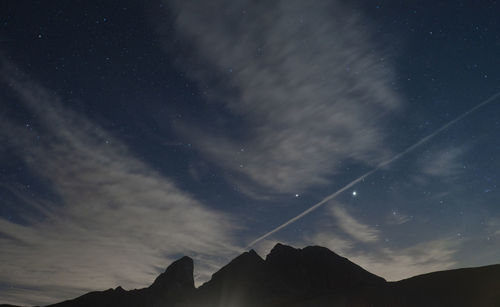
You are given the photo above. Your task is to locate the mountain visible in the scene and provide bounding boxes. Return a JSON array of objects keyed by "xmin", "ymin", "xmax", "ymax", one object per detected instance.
[
  {"xmin": 3, "ymin": 244, "xmax": 500, "ymax": 307},
  {"xmin": 387, "ymin": 264, "xmax": 500, "ymax": 307},
  {"xmin": 47, "ymin": 256, "xmax": 195, "ymax": 307}
]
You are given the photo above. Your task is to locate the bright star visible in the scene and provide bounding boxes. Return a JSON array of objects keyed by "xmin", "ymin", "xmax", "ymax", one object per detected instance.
[
  {"xmin": 295, "ymin": 193, "xmax": 300, "ymax": 198},
  {"xmin": 352, "ymin": 191, "xmax": 357, "ymax": 196}
]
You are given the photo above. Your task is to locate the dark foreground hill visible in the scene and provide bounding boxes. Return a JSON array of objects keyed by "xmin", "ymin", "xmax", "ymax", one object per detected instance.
[{"xmin": 4, "ymin": 243, "xmax": 500, "ymax": 307}]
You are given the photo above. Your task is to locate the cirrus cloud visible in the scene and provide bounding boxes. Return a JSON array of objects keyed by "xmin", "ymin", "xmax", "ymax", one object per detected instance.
[
  {"xmin": 163, "ymin": 0, "xmax": 402, "ymax": 197},
  {"xmin": 0, "ymin": 63, "xmax": 240, "ymax": 306}
]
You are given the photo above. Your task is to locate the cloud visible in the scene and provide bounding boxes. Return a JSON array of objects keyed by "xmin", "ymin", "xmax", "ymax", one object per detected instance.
[
  {"xmin": 163, "ymin": 0, "xmax": 401, "ymax": 197},
  {"xmin": 331, "ymin": 206, "xmax": 379, "ymax": 243},
  {"xmin": 307, "ymin": 231, "xmax": 354, "ymax": 255},
  {"xmin": 0, "ymin": 64, "xmax": 240, "ymax": 306},
  {"xmin": 304, "ymin": 204, "xmax": 458, "ymax": 281},
  {"xmin": 252, "ymin": 239, "xmax": 282, "ymax": 259},
  {"xmin": 386, "ymin": 210, "xmax": 412, "ymax": 225},
  {"xmin": 419, "ymin": 147, "xmax": 465, "ymax": 178},
  {"xmin": 486, "ymin": 217, "xmax": 500, "ymax": 236},
  {"xmin": 348, "ymin": 240, "xmax": 458, "ymax": 281}
]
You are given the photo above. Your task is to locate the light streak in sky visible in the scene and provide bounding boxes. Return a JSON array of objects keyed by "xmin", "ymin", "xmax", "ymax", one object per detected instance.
[{"xmin": 248, "ymin": 90, "xmax": 500, "ymax": 248}]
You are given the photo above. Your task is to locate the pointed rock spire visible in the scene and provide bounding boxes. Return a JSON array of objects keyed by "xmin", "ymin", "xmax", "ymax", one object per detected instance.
[
  {"xmin": 266, "ymin": 243, "xmax": 299, "ymax": 261},
  {"xmin": 149, "ymin": 256, "xmax": 194, "ymax": 292}
]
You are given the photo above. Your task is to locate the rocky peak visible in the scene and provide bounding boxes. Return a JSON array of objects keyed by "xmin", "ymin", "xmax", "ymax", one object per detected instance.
[
  {"xmin": 266, "ymin": 243, "xmax": 301, "ymax": 262},
  {"xmin": 149, "ymin": 256, "xmax": 194, "ymax": 292},
  {"xmin": 265, "ymin": 243, "xmax": 385, "ymax": 292},
  {"xmin": 208, "ymin": 249, "xmax": 264, "ymax": 281},
  {"xmin": 114, "ymin": 286, "xmax": 125, "ymax": 292},
  {"xmin": 233, "ymin": 249, "xmax": 263, "ymax": 265}
]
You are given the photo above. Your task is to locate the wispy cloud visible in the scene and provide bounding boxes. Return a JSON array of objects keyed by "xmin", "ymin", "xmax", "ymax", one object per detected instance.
[
  {"xmin": 348, "ymin": 240, "xmax": 458, "ymax": 281},
  {"xmin": 307, "ymin": 231, "xmax": 354, "ymax": 255},
  {"xmin": 304, "ymin": 205, "xmax": 458, "ymax": 281},
  {"xmin": 419, "ymin": 147, "xmax": 465, "ymax": 178},
  {"xmin": 486, "ymin": 217, "xmax": 500, "ymax": 236},
  {"xmin": 386, "ymin": 210, "xmax": 412, "ymax": 225},
  {"xmin": 331, "ymin": 206, "xmax": 379, "ymax": 243},
  {"xmin": 164, "ymin": 0, "xmax": 401, "ymax": 197},
  {"xmin": 0, "ymin": 64, "xmax": 240, "ymax": 306},
  {"xmin": 252, "ymin": 239, "xmax": 281, "ymax": 259}
]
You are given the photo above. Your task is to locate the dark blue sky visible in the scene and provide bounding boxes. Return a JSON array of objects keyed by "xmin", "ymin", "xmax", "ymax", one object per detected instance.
[{"xmin": 1, "ymin": 1, "xmax": 500, "ymax": 305}]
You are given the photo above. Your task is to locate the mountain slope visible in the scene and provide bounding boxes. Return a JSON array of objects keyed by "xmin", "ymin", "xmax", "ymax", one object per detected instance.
[
  {"xmin": 48, "ymin": 256, "xmax": 195, "ymax": 307},
  {"xmin": 266, "ymin": 243, "xmax": 385, "ymax": 292},
  {"xmin": 388, "ymin": 264, "xmax": 500, "ymax": 307},
  {"xmin": 3, "ymin": 244, "xmax": 500, "ymax": 307}
]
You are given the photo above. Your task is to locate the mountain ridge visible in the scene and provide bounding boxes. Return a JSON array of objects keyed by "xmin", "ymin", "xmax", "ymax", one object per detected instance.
[{"xmin": 3, "ymin": 243, "xmax": 500, "ymax": 307}]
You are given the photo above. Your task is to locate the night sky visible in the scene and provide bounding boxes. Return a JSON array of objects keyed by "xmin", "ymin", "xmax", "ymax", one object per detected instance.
[{"xmin": 1, "ymin": 1, "xmax": 500, "ymax": 305}]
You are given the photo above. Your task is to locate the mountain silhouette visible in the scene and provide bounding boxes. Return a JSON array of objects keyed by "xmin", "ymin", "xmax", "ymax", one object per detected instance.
[{"xmin": 3, "ymin": 244, "xmax": 500, "ymax": 307}]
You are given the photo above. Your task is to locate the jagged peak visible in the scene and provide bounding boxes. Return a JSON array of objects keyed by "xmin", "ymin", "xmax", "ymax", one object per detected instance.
[
  {"xmin": 270, "ymin": 243, "xmax": 294, "ymax": 251},
  {"xmin": 114, "ymin": 286, "xmax": 125, "ymax": 292},
  {"xmin": 266, "ymin": 243, "xmax": 386, "ymax": 288},
  {"xmin": 247, "ymin": 249, "xmax": 261, "ymax": 259},
  {"xmin": 266, "ymin": 243, "xmax": 299, "ymax": 260},
  {"xmin": 266, "ymin": 243, "xmax": 344, "ymax": 261},
  {"xmin": 205, "ymin": 249, "xmax": 265, "ymax": 284},
  {"xmin": 225, "ymin": 249, "xmax": 264, "ymax": 267},
  {"xmin": 149, "ymin": 256, "xmax": 194, "ymax": 291}
]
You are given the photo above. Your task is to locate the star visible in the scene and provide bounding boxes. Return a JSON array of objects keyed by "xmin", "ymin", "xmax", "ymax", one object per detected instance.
[
  {"xmin": 295, "ymin": 193, "xmax": 300, "ymax": 198},
  {"xmin": 352, "ymin": 191, "xmax": 357, "ymax": 196}
]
